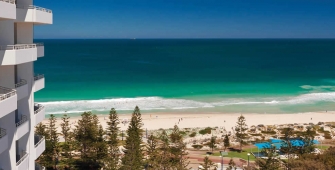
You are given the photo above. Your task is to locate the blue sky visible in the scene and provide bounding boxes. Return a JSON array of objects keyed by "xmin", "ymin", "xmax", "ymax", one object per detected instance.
[{"xmin": 34, "ymin": 0, "xmax": 335, "ymax": 39}]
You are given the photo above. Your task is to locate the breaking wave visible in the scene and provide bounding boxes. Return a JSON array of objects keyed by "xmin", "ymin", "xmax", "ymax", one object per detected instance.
[{"xmin": 39, "ymin": 92, "xmax": 335, "ymax": 114}]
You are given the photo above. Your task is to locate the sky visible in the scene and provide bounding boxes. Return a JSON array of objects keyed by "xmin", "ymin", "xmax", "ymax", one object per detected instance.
[{"xmin": 34, "ymin": 0, "xmax": 335, "ymax": 39}]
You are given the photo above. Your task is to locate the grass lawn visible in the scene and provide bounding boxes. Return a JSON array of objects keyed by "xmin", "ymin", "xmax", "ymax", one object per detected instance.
[
  {"xmin": 316, "ymin": 145, "xmax": 329, "ymax": 150},
  {"xmin": 211, "ymin": 149, "xmax": 257, "ymax": 161}
]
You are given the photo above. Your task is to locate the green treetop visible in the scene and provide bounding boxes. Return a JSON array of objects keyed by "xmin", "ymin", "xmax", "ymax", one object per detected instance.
[{"xmin": 120, "ymin": 106, "xmax": 144, "ymax": 170}]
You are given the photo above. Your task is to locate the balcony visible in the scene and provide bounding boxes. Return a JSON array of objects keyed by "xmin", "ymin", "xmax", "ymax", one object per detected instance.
[
  {"xmin": 34, "ymin": 135, "xmax": 45, "ymax": 160},
  {"xmin": 16, "ymin": 151, "xmax": 29, "ymax": 170},
  {"xmin": 0, "ymin": 44, "xmax": 39, "ymax": 65},
  {"xmin": 0, "ymin": 86, "xmax": 17, "ymax": 118},
  {"xmin": 34, "ymin": 74, "xmax": 45, "ymax": 92},
  {"xmin": 16, "ymin": 115, "xmax": 29, "ymax": 140},
  {"xmin": 35, "ymin": 163, "xmax": 46, "ymax": 170},
  {"xmin": 16, "ymin": 5, "xmax": 53, "ymax": 24},
  {"xmin": 36, "ymin": 43, "xmax": 44, "ymax": 57},
  {"xmin": 15, "ymin": 79, "xmax": 28, "ymax": 100},
  {"xmin": 34, "ymin": 104, "xmax": 45, "ymax": 126},
  {"xmin": 0, "ymin": 0, "xmax": 16, "ymax": 20},
  {"xmin": 0, "ymin": 128, "xmax": 8, "ymax": 155}
]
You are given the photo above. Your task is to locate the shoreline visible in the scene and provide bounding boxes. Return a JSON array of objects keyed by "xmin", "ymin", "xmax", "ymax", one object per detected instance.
[{"xmin": 43, "ymin": 111, "xmax": 335, "ymax": 132}]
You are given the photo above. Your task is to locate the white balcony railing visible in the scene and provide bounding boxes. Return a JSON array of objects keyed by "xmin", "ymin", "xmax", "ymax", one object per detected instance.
[
  {"xmin": 0, "ymin": 87, "xmax": 16, "ymax": 102},
  {"xmin": 0, "ymin": 44, "xmax": 37, "ymax": 50},
  {"xmin": 17, "ymin": 5, "xmax": 52, "ymax": 13},
  {"xmin": 36, "ymin": 42, "xmax": 44, "ymax": 47},
  {"xmin": 16, "ymin": 151, "xmax": 28, "ymax": 166},
  {"xmin": 31, "ymin": 5, "xmax": 52, "ymax": 13},
  {"xmin": 0, "ymin": 128, "xmax": 6, "ymax": 139},
  {"xmin": 34, "ymin": 74, "xmax": 44, "ymax": 81},
  {"xmin": 15, "ymin": 79, "xmax": 27, "ymax": 88},
  {"xmin": 16, "ymin": 115, "xmax": 28, "ymax": 127},
  {"xmin": 34, "ymin": 104, "xmax": 44, "ymax": 115},
  {"xmin": 0, "ymin": 0, "xmax": 15, "ymax": 4}
]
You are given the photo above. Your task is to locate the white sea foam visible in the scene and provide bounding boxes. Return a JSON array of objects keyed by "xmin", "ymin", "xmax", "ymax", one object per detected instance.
[
  {"xmin": 40, "ymin": 92, "xmax": 335, "ymax": 114},
  {"xmin": 300, "ymin": 85, "xmax": 335, "ymax": 92},
  {"xmin": 41, "ymin": 97, "xmax": 215, "ymax": 114},
  {"xmin": 285, "ymin": 92, "xmax": 335, "ymax": 104}
]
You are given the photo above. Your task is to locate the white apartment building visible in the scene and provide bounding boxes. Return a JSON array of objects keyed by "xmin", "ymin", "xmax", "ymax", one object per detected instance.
[{"xmin": 0, "ymin": 0, "xmax": 52, "ymax": 169}]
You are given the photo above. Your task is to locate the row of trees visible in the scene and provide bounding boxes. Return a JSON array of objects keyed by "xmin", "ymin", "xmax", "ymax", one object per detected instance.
[
  {"xmin": 36, "ymin": 106, "xmax": 190, "ymax": 170},
  {"xmin": 37, "ymin": 109, "xmax": 335, "ymax": 170}
]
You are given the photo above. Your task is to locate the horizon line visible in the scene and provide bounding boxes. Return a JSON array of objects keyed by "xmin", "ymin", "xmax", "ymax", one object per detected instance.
[{"xmin": 34, "ymin": 38, "xmax": 335, "ymax": 40}]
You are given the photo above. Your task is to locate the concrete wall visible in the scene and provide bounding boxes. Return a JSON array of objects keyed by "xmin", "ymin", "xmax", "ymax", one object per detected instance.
[
  {"xmin": 16, "ymin": 0, "xmax": 33, "ymax": 7},
  {"xmin": 0, "ymin": 20, "xmax": 14, "ymax": 45},
  {"xmin": 0, "ymin": 111, "xmax": 17, "ymax": 170},
  {"xmin": 34, "ymin": 107, "xmax": 45, "ymax": 126},
  {"xmin": 37, "ymin": 46, "xmax": 44, "ymax": 57},
  {"xmin": 0, "ymin": 65, "xmax": 15, "ymax": 88},
  {"xmin": 17, "ymin": 155, "xmax": 29, "ymax": 170},
  {"xmin": 0, "ymin": 95, "xmax": 17, "ymax": 119},
  {"xmin": 0, "ymin": 48, "xmax": 37, "ymax": 66},
  {"xmin": 0, "ymin": 1, "xmax": 16, "ymax": 20},
  {"xmin": 34, "ymin": 138, "xmax": 45, "ymax": 160},
  {"xmin": 35, "ymin": 10, "xmax": 53, "ymax": 24},
  {"xmin": 16, "ymin": 8, "xmax": 53, "ymax": 25},
  {"xmin": 15, "ymin": 23, "xmax": 33, "ymax": 44},
  {"xmin": 16, "ymin": 84, "xmax": 29, "ymax": 101},
  {"xmin": 16, "ymin": 121, "xmax": 29, "ymax": 140},
  {"xmin": 0, "ymin": 135, "xmax": 8, "ymax": 155},
  {"xmin": 34, "ymin": 78, "xmax": 44, "ymax": 92}
]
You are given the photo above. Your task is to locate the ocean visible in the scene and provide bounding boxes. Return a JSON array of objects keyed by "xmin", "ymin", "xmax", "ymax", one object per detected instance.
[{"xmin": 34, "ymin": 39, "xmax": 335, "ymax": 115}]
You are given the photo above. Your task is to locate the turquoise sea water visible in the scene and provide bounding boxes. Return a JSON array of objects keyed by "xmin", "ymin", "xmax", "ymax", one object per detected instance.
[{"xmin": 34, "ymin": 39, "xmax": 335, "ymax": 115}]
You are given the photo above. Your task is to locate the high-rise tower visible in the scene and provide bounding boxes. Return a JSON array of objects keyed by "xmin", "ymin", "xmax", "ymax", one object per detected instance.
[{"xmin": 0, "ymin": 0, "xmax": 52, "ymax": 169}]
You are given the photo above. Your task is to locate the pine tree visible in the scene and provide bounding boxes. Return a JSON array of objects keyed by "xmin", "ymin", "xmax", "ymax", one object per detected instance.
[
  {"xmin": 120, "ymin": 106, "xmax": 144, "ymax": 170},
  {"xmin": 41, "ymin": 114, "xmax": 59, "ymax": 169},
  {"xmin": 61, "ymin": 114, "xmax": 71, "ymax": 142},
  {"xmin": 208, "ymin": 136, "xmax": 216, "ymax": 152},
  {"xmin": 235, "ymin": 115, "xmax": 248, "ymax": 152},
  {"xmin": 169, "ymin": 125, "xmax": 190, "ymax": 170},
  {"xmin": 255, "ymin": 146, "xmax": 281, "ymax": 170},
  {"xmin": 157, "ymin": 130, "xmax": 172, "ymax": 169},
  {"xmin": 96, "ymin": 125, "xmax": 108, "ymax": 162},
  {"xmin": 146, "ymin": 135, "xmax": 159, "ymax": 169},
  {"xmin": 299, "ymin": 126, "xmax": 316, "ymax": 155},
  {"xmin": 60, "ymin": 114, "xmax": 72, "ymax": 161},
  {"xmin": 170, "ymin": 125, "xmax": 182, "ymax": 143},
  {"xmin": 49, "ymin": 114, "xmax": 59, "ymax": 155},
  {"xmin": 281, "ymin": 127, "xmax": 295, "ymax": 169},
  {"xmin": 226, "ymin": 158, "xmax": 236, "ymax": 170},
  {"xmin": 200, "ymin": 156, "xmax": 217, "ymax": 170},
  {"xmin": 105, "ymin": 108, "xmax": 120, "ymax": 170},
  {"xmin": 224, "ymin": 134, "xmax": 230, "ymax": 151},
  {"xmin": 35, "ymin": 123, "xmax": 48, "ymax": 138},
  {"xmin": 74, "ymin": 112, "xmax": 100, "ymax": 168}
]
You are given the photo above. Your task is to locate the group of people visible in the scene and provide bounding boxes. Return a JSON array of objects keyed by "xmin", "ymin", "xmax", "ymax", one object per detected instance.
[{"xmin": 176, "ymin": 118, "xmax": 183, "ymax": 125}]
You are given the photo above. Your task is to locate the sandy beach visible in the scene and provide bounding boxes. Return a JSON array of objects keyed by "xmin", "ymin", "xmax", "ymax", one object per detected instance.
[{"xmin": 44, "ymin": 111, "xmax": 335, "ymax": 132}]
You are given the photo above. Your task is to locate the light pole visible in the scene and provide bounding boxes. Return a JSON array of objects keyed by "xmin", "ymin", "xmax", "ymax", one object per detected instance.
[
  {"xmin": 220, "ymin": 151, "xmax": 224, "ymax": 170},
  {"xmin": 247, "ymin": 153, "xmax": 250, "ymax": 168}
]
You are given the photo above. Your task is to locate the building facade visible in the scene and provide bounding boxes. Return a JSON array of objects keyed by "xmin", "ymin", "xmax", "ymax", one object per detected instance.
[{"xmin": 0, "ymin": 0, "xmax": 52, "ymax": 169}]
